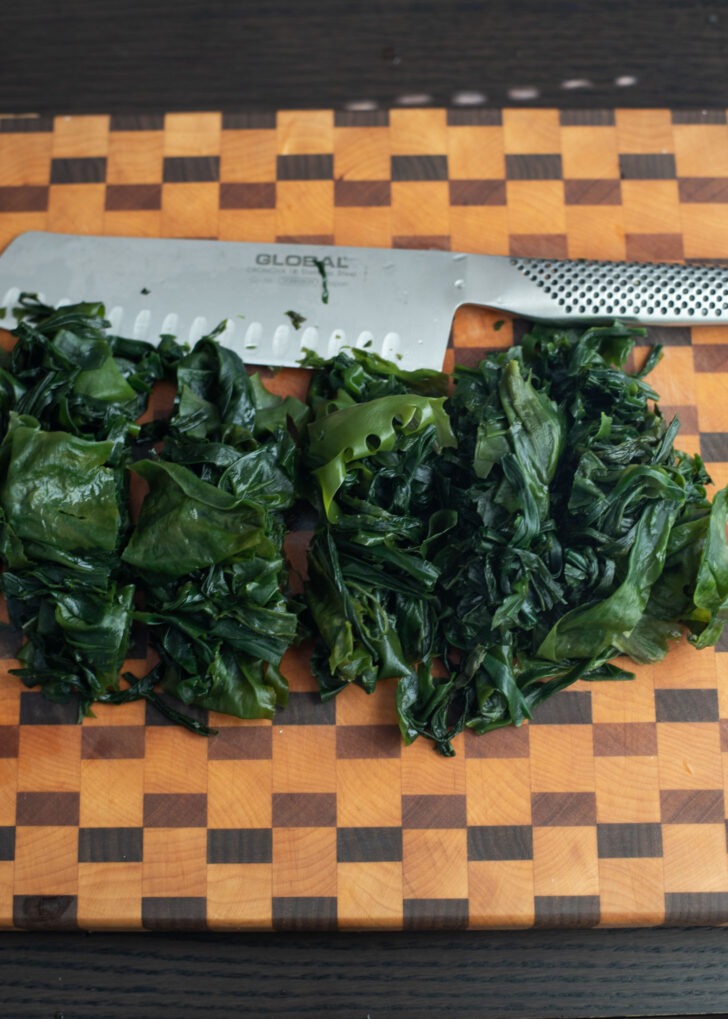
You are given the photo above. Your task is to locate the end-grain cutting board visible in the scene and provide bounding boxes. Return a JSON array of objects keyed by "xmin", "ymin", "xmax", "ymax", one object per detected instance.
[{"xmin": 1, "ymin": 107, "xmax": 728, "ymax": 931}]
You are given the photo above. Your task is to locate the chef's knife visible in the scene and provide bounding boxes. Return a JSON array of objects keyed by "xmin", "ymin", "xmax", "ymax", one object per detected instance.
[{"xmin": 1, "ymin": 231, "xmax": 726, "ymax": 371}]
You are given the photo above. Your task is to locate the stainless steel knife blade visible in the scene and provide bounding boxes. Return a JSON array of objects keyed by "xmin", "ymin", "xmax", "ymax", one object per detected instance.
[{"xmin": 0, "ymin": 232, "xmax": 726, "ymax": 371}]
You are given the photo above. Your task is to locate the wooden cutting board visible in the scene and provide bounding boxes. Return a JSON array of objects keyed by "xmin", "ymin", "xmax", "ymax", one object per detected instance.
[{"xmin": 1, "ymin": 107, "xmax": 728, "ymax": 931}]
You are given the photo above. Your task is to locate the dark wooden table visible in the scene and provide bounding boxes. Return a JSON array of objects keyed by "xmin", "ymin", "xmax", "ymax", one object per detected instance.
[
  {"xmin": 3, "ymin": 0, "xmax": 728, "ymax": 115},
  {"xmin": 2, "ymin": 3, "xmax": 728, "ymax": 1016},
  {"xmin": 1, "ymin": 927, "xmax": 727, "ymax": 1017}
]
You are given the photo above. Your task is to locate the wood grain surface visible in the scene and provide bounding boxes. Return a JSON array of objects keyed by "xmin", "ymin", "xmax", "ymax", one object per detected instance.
[
  {"xmin": 3, "ymin": 0, "xmax": 728, "ymax": 114},
  {"xmin": 0, "ymin": 926, "xmax": 727, "ymax": 1018},
  {"xmin": 1, "ymin": 108, "xmax": 728, "ymax": 939}
]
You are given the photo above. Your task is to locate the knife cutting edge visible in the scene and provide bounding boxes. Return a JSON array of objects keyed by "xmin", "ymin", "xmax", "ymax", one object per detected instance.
[{"xmin": 0, "ymin": 231, "xmax": 726, "ymax": 371}]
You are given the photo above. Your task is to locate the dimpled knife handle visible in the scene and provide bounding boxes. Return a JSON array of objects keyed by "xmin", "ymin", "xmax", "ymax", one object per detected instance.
[{"xmin": 504, "ymin": 256, "xmax": 728, "ymax": 325}]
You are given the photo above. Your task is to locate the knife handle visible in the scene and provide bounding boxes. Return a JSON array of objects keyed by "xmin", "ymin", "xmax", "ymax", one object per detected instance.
[{"xmin": 487, "ymin": 256, "xmax": 728, "ymax": 326}]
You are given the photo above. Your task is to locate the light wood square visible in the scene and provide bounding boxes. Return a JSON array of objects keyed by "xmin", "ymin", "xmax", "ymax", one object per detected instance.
[
  {"xmin": 334, "ymin": 127, "xmax": 391, "ymax": 180},
  {"xmin": 656, "ymin": 723, "xmax": 723, "ymax": 789},
  {"xmin": 621, "ymin": 180, "xmax": 680, "ymax": 233},
  {"xmin": 272, "ymin": 826, "xmax": 337, "ymax": 897},
  {"xmin": 17, "ymin": 727, "xmax": 82, "ymax": 793},
  {"xmin": 0, "ymin": 213, "xmax": 49, "ymax": 251},
  {"xmin": 14, "ymin": 826, "xmax": 79, "ymax": 895},
  {"xmin": 389, "ymin": 109, "xmax": 448, "ymax": 155},
  {"xmin": 0, "ymin": 760, "xmax": 17, "ymax": 826},
  {"xmin": 0, "ymin": 677, "xmax": 20, "ymax": 725},
  {"xmin": 77, "ymin": 862, "xmax": 143, "ymax": 929},
  {"xmin": 662, "ymin": 824, "xmax": 728, "ymax": 892},
  {"xmin": 640, "ymin": 346, "xmax": 698, "ymax": 411},
  {"xmin": 390, "ymin": 181, "xmax": 451, "ymax": 237},
  {"xmin": 0, "ymin": 862, "xmax": 13, "ymax": 929},
  {"xmin": 207, "ymin": 760, "xmax": 272, "ymax": 829},
  {"xmin": 673, "ymin": 124, "xmax": 728, "ymax": 177},
  {"xmin": 448, "ymin": 126, "xmax": 505, "ymax": 178},
  {"xmin": 598, "ymin": 858, "xmax": 666, "ymax": 926},
  {"xmin": 48, "ymin": 184, "xmax": 106, "ymax": 234},
  {"xmin": 529, "ymin": 726, "xmax": 596, "ymax": 793},
  {"xmin": 449, "ymin": 205, "xmax": 510, "ymax": 255},
  {"xmin": 401, "ymin": 734, "xmax": 466, "ymax": 796},
  {"xmin": 51, "ymin": 115, "xmax": 110, "ymax": 157},
  {"xmin": 220, "ymin": 130, "xmax": 278, "ymax": 182},
  {"xmin": 502, "ymin": 109, "xmax": 561, "ymax": 154},
  {"xmin": 141, "ymin": 827, "xmax": 207, "ymax": 897},
  {"xmin": 334, "ymin": 207, "xmax": 393, "ymax": 248},
  {"xmin": 207, "ymin": 863, "xmax": 273, "ymax": 929},
  {"xmin": 468, "ymin": 859, "xmax": 535, "ymax": 927},
  {"xmin": 160, "ymin": 182, "xmax": 219, "ymax": 238},
  {"xmin": 336, "ymin": 759, "xmax": 402, "ymax": 828},
  {"xmin": 402, "ymin": 828, "xmax": 468, "ymax": 899},
  {"xmin": 81, "ymin": 699, "xmax": 146, "ymax": 726},
  {"xmin": 561, "ymin": 126, "xmax": 620, "ymax": 179},
  {"xmin": 79, "ymin": 759, "xmax": 145, "ymax": 828},
  {"xmin": 275, "ymin": 181, "xmax": 334, "ymax": 236},
  {"xmin": 143, "ymin": 727, "xmax": 209, "ymax": 794},
  {"xmin": 334, "ymin": 682, "xmax": 398, "ymax": 727},
  {"xmin": 272, "ymin": 725, "xmax": 337, "ymax": 793},
  {"xmin": 564, "ymin": 206, "xmax": 626, "ymax": 261},
  {"xmin": 465, "ymin": 759, "xmax": 533, "ymax": 826},
  {"xmin": 218, "ymin": 208, "xmax": 277, "ymax": 242},
  {"xmin": 595, "ymin": 757, "xmax": 662, "ymax": 823},
  {"xmin": 650, "ymin": 637, "xmax": 717, "ymax": 690},
  {"xmin": 337, "ymin": 862, "xmax": 404, "ymax": 928},
  {"xmin": 681, "ymin": 203, "xmax": 728, "ymax": 259},
  {"xmin": 615, "ymin": 110, "xmax": 675, "ymax": 152},
  {"xmin": 590, "ymin": 661, "xmax": 656, "ymax": 723},
  {"xmin": 694, "ymin": 371, "xmax": 728, "ymax": 431},
  {"xmin": 506, "ymin": 181, "xmax": 566, "ymax": 234},
  {"xmin": 0, "ymin": 134, "xmax": 53, "ymax": 185},
  {"xmin": 277, "ymin": 110, "xmax": 334, "ymax": 155},
  {"xmin": 106, "ymin": 132, "xmax": 164, "ymax": 184},
  {"xmin": 532, "ymin": 826, "xmax": 599, "ymax": 897},
  {"xmin": 163, "ymin": 112, "xmax": 222, "ymax": 156}
]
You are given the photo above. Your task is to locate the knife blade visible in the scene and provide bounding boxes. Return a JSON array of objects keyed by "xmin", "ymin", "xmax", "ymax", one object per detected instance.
[{"xmin": 0, "ymin": 231, "xmax": 726, "ymax": 371}]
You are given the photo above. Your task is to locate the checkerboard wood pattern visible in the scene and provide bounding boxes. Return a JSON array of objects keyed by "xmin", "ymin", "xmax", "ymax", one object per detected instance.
[{"xmin": 1, "ymin": 107, "xmax": 728, "ymax": 931}]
